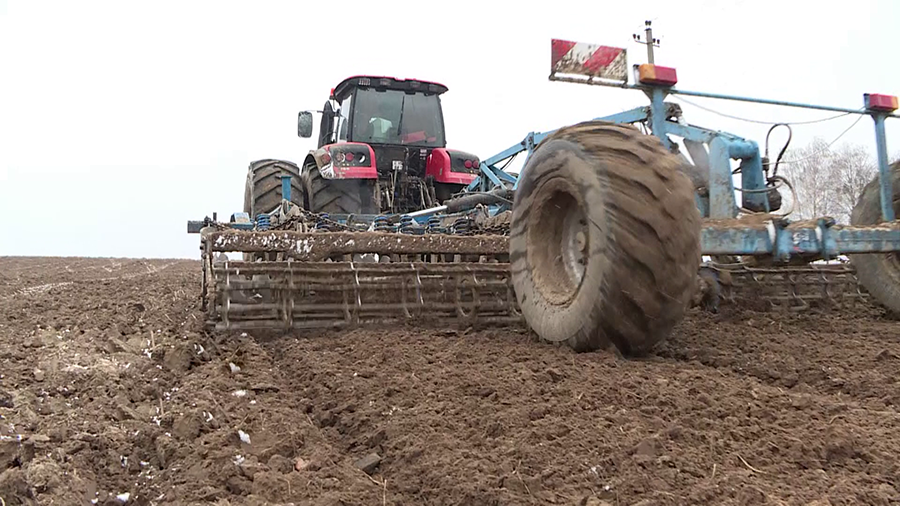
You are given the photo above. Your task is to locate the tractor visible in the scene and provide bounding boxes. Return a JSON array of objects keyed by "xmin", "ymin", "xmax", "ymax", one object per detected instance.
[{"xmin": 243, "ymin": 76, "xmax": 483, "ymax": 225}]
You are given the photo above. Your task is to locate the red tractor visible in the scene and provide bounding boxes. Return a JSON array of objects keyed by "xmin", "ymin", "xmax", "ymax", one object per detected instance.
[{"xmin": 243, "ymin": 76, "xmax": 483, "ymax": 221}]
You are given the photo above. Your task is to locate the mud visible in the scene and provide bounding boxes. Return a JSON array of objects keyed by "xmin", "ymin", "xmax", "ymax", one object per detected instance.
[{"xmin": 1, "ymin": 256, "xmax": 899, "ymax": 505}]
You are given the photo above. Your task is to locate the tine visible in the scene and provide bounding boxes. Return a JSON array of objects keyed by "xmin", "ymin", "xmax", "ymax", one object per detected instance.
[{"xmin": 705, "ymin": 262, "xmax": 867, "ymax": 312}]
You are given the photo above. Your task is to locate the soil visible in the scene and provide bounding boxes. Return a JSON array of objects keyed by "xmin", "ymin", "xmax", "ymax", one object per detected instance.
[{"xmin": 1, "ymin": 256, "xmax": 900, "ymax": 505}]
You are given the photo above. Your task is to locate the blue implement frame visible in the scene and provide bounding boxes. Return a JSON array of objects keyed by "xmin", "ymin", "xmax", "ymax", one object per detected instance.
[{"xmin": 461, "ymin": 77, "xmax": 900, "ymax": 262}]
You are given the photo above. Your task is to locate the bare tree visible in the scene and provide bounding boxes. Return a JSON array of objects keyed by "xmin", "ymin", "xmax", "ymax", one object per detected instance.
[
  {"xmin": 777, "ymin": 139, "xmax": 879, "ymax": 224},
  {"xmin": 778, "ymin": 138, "xmax": 840, "ymax": 220},
  {"xmin": 829, "ymin": 143, "xmax": 877, "ymax": 224}
]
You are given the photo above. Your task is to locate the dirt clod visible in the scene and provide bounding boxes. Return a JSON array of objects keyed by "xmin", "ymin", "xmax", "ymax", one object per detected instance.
[
  {"xmin": 264, "ymin": 454, "xmax": 293, "ymax": 474},
  {"xmin": 546, "ymin": 367, "xmax": 565, "ymax": 382},
  {"xmin": 24, "ymin": 457, "xmax": 62, "ymax": 494},
  {"xmin": 163, "ymin": 342, "xmax": 194, "ymax": 373},
  {"xmin": 0, "ymin": 389, "xmax": 13, "ymax": 408},
  {"xmin": 354, "ymin": 452, "xmax": 382, "ymax": 474},
  {"xmin": 0, "ymin": 440, "xmax": 19, "ymax": 469},
  {"xmin": 0, "ymin": 467, "xmax": 30, "ymax": 501},
  {"xmin": 173, "ymin": 410, "xmax": 204, "ymax": 440}
]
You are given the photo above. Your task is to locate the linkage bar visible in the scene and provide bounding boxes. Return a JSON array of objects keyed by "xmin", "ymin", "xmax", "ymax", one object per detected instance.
[{"xmin": 702, "ymin": 220, "xmax": 900, "ymax": 261}]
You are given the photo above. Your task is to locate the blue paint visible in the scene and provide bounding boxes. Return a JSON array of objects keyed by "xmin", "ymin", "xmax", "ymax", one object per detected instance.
[
  {"xmin": 733, "ymin": 143, "xmax": 766, "ymax": 212},
  {"xmin": 772, "ymin": 224, "xmax": 795, "ymax": 262},
  {"xmin": 256, "ymin": 214, "xmax": 271, "ymax": 231},
  {"xmin": 280, "ymin": 175, "xmax": 292, "ymax": 202},
  {"xmin": 664, "ymin": 122, "xmax": 716, "ymax": 144},
  {"xmin": 472, "ymin": 107, "xmax": 655, "ymax": 193},
  {"xmin": 701, "ymin": 222, "xmax": 900, "ymax": 257},
  {"xmin": 694, "ymin": 193, "xmax": 709, "ymax": 219},
  {"xmin": 817, "ymin": 218, "xmax": 837, "ymax": 259},
  {"xmin": 673, "ymin": 88, "xmax": 900, "ymax": 118},
  {"xmin": 479, "ymin": 164, "xmax": 505, "ymax": 189},
  {"xmin": 649, "ymin": 88, "xmax": 674, "ymax": 150},
  {"xmin": 374, "ymin": 215, "xmax": 391, "ymax": 232},
  {"xmin": 707, "ymin": 137, "xmax": 738, "ymax": 218},
  {"xmin": 230, "ymin": 212, "xmax": 252, "ymax": 225},
  {"xmin": 593, "ymin": 107, "xmax": 652, "ymax": 125},
  {"xmin": 873, "ymin": 114, "xmax": 896, "ymax": 222}
]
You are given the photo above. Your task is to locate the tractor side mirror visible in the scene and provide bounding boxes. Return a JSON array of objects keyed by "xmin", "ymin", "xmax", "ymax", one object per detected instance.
[{"xmin": 297, "ymin": 111, "xmax": 314, "ymax": 138}]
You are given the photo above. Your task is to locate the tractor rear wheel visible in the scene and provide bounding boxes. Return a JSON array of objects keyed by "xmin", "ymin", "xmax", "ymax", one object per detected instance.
[
  {"xmin": 305, "ymin": 162, "xmax": 377, "ymax": 215},
  {"xmin": 243, "ymin": 159, "xmax": 306, "ymax": 218},
  {"xmin": 509, "ymin": 121, "xmax": 702, "ymax": 356},
  {"xmin": 241, "ymin": 159, "xmax": 306, "ymax": 267},
  {"xmin": 849, "ymin": 161, "xmax": 900, "ymax": 314}
]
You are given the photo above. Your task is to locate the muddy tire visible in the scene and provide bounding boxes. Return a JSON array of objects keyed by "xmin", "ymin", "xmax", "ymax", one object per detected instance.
[
  {"xmin": 849, "ymin": 161, "xmax": 900, "ymax": 314},
  {"xmin": 509, "ymin": 121, "xmax": 702, "ymax": 356},
  {"xmin": 305, "ymin": 163, "xmax": 377, "ymax": 215},
  {"xmin": 243, "ymin": 159, "xmax": 306, "ymax": 218}
]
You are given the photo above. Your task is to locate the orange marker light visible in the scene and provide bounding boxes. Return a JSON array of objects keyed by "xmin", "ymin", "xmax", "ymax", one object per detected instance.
[
  {"xmin": 865, "ymin": 93, "xmax": 899, "ymax": 112},
  {"xmin": 638, "ymin": 64, "xmax": 678, "ymax": 86}
]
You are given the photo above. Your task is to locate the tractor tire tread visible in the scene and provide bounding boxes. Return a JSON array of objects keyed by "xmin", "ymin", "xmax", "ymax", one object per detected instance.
[
  {"xmin": 307, "ymin": 165, "xmax": 377, "ymax": 215},
  {"xmin": 244, "ymin": 159, "xmax": 305, "ymax": 217},
  {"xmin": 510, "ymin": 121, "xmax": 702, "ymax": 356},
  {"xmin": 849, "ymin": 160, "xmax": 900, "ymax": 314}
]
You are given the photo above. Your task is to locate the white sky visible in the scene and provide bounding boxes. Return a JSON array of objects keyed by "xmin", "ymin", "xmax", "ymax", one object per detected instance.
[{"xmin": 2, "ymin": 0, "xmax": 898, "ymax": 259}]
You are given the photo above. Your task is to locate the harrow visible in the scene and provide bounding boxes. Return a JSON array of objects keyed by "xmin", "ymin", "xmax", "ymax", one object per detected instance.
[
  {"xmin": 194, "ymin": 206, "xmax": 521, "ymax": 332},
  {"xmin": 708, "ymin": 262, "xmax": 868, "ymax": 312},
  {"xmin": 189, "ymin": 24, "xmax": 900, "ymax": 355}
]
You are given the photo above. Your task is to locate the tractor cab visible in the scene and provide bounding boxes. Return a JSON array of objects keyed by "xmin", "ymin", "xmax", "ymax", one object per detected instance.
[
  {"xmin": 326, "ymin": 76, "xmax": 448, "ymax": 149},
  {"xmin": 297, "ymin": 76, "xmax": 481, "ymax": 214}
]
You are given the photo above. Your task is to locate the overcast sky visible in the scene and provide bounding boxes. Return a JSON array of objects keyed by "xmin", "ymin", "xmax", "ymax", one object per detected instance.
[{"xmin": 2, "ymin": 0, "xmax": 898, "ymax": 259}]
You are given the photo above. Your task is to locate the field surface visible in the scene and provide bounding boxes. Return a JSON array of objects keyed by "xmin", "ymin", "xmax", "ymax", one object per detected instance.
[{"xmin": 1, "ymin": 257, "xmax": 900, "ymax": 505}]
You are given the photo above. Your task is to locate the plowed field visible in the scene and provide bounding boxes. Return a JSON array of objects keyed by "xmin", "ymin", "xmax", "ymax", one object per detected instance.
[{"xmin": 1, "ymin": 257, "xmax": 899, "ymax": 505}]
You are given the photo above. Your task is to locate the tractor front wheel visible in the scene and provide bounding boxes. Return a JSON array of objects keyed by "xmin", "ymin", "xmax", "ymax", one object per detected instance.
[{"xmin": 509, "ymin": 121, "xmax": 702, "ymax": 356}]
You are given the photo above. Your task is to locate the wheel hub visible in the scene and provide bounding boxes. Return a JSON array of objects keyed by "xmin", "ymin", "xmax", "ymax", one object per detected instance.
[{"xmin": 527, "ymin": 182, "xmax": 588, "ymax": 306}]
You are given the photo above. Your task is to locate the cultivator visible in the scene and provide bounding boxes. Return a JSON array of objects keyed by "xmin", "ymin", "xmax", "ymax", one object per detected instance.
[
  {"xmin": 189, "ymin": 22, "xmax": 900, "ymax": 355},
  {"xmin": 195, "ymin": 206, "xmax": 521, "ymax": 331}
]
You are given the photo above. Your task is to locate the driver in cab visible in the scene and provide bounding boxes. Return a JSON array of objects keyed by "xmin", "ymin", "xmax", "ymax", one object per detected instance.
[{"xmin": 355, "ymin": 99, "xmax": 394, "ymax": 142}]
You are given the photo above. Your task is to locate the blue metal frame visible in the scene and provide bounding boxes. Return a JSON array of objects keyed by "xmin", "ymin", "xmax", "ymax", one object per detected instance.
[
  {"xmin": 460, "ymin": 78, "xmax": 900, "ymax": 262},
  {"xmin": 873, "ymin": 113, "xmax": 896, "ymax": 222},
  {"xmin": 702, "ymin": 220, "xmax": 900, "ymax": 262}
]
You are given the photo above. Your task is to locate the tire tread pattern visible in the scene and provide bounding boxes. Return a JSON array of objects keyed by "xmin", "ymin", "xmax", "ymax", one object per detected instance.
[
  {"xmin": 849, "ymin": 161, "xmax": 900, "ymax": 314},
  {"xmin": 510, "ymin": 121, "xmax": 702, "ymax": 355},
  {"xmin": 307, "ymin": 165, "xmax": 377, "ymax": 215},
  {"xmin": 244, "ymin": 159, "xmax": 305, "ymax": 217}
]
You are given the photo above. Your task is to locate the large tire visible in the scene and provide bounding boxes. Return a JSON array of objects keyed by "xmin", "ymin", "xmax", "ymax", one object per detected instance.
[
  {"xmin": 243, "ymin": 159, "xmax": 306, "ymax": 218},
  {"xmin": 509, "ymin": 121, "xmax": 702, "ymax": 356},
  {"xmin": 305, "ymin": 163, "xmax": 377, "ymax": 215},
  {"xmin": 849, "ymin": 160, "xmax": 900, "ymax": 314}
]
